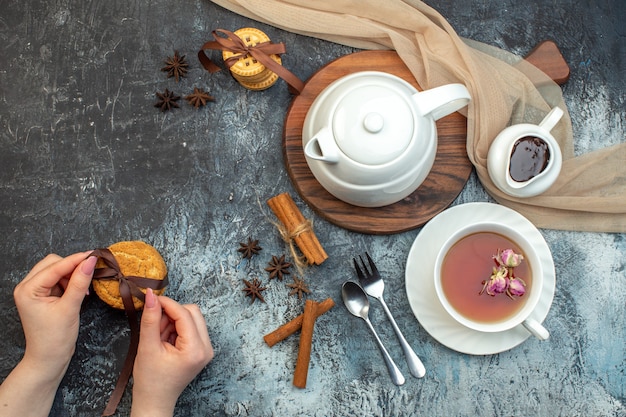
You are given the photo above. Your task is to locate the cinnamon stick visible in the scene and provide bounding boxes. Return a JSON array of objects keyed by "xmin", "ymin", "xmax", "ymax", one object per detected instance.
[
  {"xmin": 267, "ymin": 193, "xmax": 328, "ymax": 265},
  {"xmin": 263, "ymin": 298, "xmax": 335, "ymax": 347},
  {"xmin": 293, "ymin": 299, "xmax": 317, "ymax": 389}
]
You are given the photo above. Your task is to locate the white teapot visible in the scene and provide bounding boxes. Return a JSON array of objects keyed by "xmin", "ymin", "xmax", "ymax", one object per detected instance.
[{"xmin": 302, "ymin": 71, "xmax": 471, "ymax": 207}]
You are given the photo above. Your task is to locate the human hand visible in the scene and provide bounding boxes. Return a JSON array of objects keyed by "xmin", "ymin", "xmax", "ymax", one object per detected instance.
[
  {"xmin": 13, "ymin": 251, "xmax": 96, "ymax": 380},
  {"xmin": 131, "ymin": 289, "xmax": 214, "ymax": 417}
]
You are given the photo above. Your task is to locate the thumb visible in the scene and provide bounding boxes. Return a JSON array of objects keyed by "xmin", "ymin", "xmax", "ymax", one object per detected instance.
[
  {"xmin": 62, "ymin": 255, "xmax": 97, "ymax": 307},
  {"xmin": 139, "ymin": 288, "xmax": 164, "ymax": 346}
]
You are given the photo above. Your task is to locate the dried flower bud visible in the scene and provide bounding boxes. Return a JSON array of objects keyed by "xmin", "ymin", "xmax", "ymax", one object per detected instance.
[
  {"xmin": 484, "ymin": 266, "xmax": 508, "ymax": 296},
  {"xmin": 507, "ymin": 277, "xmax": 527, "ymax": 297},
  {"xmin": 497, "ymin": 249, "xmax": 524, "ymax": 268}
]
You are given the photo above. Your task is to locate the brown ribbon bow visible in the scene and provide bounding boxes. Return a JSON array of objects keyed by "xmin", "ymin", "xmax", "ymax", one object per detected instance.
[
  {"xmin": 90, "ymin": 248, "xmax": 168, "ymax": 417},
  {"xmin": 198, "ymin": 29, "xmax": 304, "ymax": 94}
]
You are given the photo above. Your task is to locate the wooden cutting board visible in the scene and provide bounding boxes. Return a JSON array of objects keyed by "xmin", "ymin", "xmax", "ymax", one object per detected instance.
[{"xmin": 283, "ymin": 42, "xmax": 569, "ymax": 234}]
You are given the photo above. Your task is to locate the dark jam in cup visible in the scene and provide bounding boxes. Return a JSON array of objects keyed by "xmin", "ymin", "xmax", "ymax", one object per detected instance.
[{"xmin": 509, "ymin": 136, "xmax": 550, "ymax": 182}]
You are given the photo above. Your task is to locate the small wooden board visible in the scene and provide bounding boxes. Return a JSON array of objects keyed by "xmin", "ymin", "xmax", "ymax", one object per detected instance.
[
  {"xmin": 283, "ymin": 43, "xmax": 569, "ymax": 234},
  {"xmin": 524, "ymin": 40, "xmax": 570, "ymax": 84}
]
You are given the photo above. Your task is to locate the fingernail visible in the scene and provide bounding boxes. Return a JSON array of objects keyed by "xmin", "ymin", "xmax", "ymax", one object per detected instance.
[
  {"xmin": 145, "ymin": 288, "xmax": 156, "ymax": 309},
  {"xmin": 81, "ymin": 256, "xmax": 98, "ymax": 275}
]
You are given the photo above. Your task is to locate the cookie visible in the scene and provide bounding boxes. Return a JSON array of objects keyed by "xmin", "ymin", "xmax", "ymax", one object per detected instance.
[
  {"xmin": 235, "ymin": 71, "xmax": 280, "ymax": 91},
  {"xmin": 93, "ymin": 241, "xmax": 167, "ymax": 310},
  {"xmin": 231, "ymin": 62, "xmax": 281, "ymax": 84}
]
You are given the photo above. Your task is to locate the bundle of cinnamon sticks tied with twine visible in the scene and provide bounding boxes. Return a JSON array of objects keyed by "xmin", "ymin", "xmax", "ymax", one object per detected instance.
[{"xmin": 266, "ymin": 193, "xmax": 327, "ymax": 273}]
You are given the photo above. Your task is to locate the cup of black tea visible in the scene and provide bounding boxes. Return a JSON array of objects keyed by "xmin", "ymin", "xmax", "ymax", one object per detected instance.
[
  {"xmin": 434, "ymin": 221, "xmax": 549, "ymax": 340},
  {"xmin": 487, "ymin": 107, "xmax": 563, "ymax": 198}
]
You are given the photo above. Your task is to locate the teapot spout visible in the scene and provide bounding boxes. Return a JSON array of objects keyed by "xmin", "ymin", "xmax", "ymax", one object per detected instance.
[
  {"xmin": 412, "ymin": 83, "xmax": 471, "ymax": 121},
  {"xmin": 304, "ymin": 127, "xmax": 340, "ymax": 163}
]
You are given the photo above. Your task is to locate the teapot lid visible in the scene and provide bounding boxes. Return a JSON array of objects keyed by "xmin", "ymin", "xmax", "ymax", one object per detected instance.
[{"xmin": 331, "ymin": 73, "xmax": 416, "ymax": 165}]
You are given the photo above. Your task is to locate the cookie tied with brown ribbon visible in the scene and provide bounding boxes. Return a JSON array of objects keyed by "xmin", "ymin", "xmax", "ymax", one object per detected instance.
[
  {"xmin": 92, "ymin": 240, "xmax": 168, "ymax": 310},
  {"xmin": 198, "ymin": 28, "xmax": 304, "ymax": 93},
  {"xmin": 90, "ymin": 241, "xmax": 168, "ymax": 416}
]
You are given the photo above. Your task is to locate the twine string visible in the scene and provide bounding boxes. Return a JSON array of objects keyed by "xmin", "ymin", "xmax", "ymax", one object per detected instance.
[
  {"xmin": 256, "ymin": 193, "xmax": 311, "ymax": 276},
  {"xmin": 274, "ymin": 218, "xmax": 313, "ymax": 276}
]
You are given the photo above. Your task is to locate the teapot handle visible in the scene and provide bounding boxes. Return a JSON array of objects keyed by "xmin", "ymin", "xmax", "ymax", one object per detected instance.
[
  {"xmin": 412, "ymin": 84, "xmax": 471, "ymax": 121},
  {"xmin": 304, "ymin": 127, "xmax": 340, "ymax": 163}
]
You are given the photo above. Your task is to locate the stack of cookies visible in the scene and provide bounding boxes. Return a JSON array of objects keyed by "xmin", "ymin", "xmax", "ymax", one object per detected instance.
[{"xmin": 223, "ymin": 27, "xmax": 282, "ymax": 91}]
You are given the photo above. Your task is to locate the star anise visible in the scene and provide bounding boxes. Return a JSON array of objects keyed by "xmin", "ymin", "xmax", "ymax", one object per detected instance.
[
  {"xmin": 154, "ymin": 89, "xmax": 180, "ymax": 112},
  {"xmin": 161, "ymin": 50, "xmax": 188, "ymax": 82},
  {"xmin": 242, "ymin": 278, "xmax": 266, "ymax": 304},
  {"xmin": 237, "ymin": 237, "xmax": 262, "ymax": 259},
  {"xmin": 265, "ymin": 255, "xmax": 292, "ymax": 281},
  {"xmin": 286, "ymin": 276, "xmax": 310, "ymax": 300},
  {"xmin": 185, "ymin": 87, "xmax": 215, "ymax": 108}
]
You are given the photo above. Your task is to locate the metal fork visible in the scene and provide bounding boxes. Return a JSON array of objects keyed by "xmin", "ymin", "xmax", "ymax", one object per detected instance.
[{"xmin": 354, "ymin": 253, "xmax": 426, "ymax": 378}]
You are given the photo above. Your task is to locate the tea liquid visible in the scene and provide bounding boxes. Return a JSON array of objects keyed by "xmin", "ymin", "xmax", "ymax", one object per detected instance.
[{"xmin": 441, "ymin": 232, "xmax": 531, "ymax": 324}]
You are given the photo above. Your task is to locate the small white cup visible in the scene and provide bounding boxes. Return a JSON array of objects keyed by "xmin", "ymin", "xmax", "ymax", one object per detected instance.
[
  {"xmin": 433, "ymin": 222, "xmax": 550, "ymax": 340},
  {"xmin": 487, "ymin": 107, "xmax": 563, "ymax": 198}
]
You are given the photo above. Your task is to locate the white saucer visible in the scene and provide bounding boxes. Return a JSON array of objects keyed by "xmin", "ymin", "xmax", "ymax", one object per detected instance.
[{"xmin": 405, "ymin": 202, "xmax": 555, "ymax": 355}]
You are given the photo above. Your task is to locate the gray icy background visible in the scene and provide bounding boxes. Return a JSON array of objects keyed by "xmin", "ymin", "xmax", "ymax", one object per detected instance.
[{"xmin": 0, "ymin": 0, "xmax": 624, "ymax": 416}]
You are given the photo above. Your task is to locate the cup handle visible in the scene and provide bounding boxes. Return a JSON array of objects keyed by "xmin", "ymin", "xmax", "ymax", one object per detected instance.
[
  {"xmin": 411, "ymin": 84, "xmax": 471, "ymax": 121},
  {"xmin": 522, "ymin": 317, "xmax": 550, "ymax": 340},
  {"xmin": 538, "ymin": 106, "xmax": 564, "ymax": 132}
]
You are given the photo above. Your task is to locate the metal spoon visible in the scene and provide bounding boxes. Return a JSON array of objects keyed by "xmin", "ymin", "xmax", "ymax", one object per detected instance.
[{"xmin": 341, "ymin": 281, "xmax": 405, "ymax": 386}]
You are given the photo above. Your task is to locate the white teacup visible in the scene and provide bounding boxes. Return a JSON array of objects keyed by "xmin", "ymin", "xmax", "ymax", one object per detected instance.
[{"xmin": 433, "ymin": 221, "xmax": 550, "ymax": 340}]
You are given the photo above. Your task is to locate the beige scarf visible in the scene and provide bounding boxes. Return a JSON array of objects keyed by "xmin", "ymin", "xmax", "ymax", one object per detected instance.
[{"xmin": 211, "ymin": 0, "xmax": 626, "ymax": 232}]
